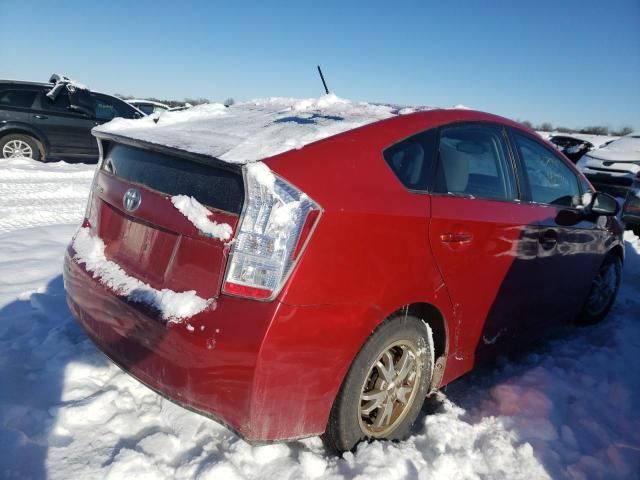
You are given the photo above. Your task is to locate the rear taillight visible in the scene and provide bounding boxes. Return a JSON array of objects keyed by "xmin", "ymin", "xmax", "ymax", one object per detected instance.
[
  {"xmin": 84, "ymin": 140, "xmax": 105, "ymax": 229},
  {"xmin": 222, "ymin": 163, "xmax": 321, "ymax": 300}
]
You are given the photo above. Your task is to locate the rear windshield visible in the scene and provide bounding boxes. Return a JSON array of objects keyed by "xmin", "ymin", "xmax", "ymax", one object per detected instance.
[{"xmin": 103, "ymin": 143, "xmax": 244, "ymax": 214}]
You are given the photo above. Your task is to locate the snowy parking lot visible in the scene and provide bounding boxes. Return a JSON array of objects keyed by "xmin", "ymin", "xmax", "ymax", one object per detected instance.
[{"xmin": 0, "ymin": 157, "xmax": 639, "ymax": 479}]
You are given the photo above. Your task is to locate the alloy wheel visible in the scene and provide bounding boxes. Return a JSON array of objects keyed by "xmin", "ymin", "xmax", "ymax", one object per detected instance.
[
  {"xmin": 2, "ymin": 139, "xmax": 33, "ymax": 158},
  {"xmin": 585, "ymin": 260, "xmax": 619, "ymax": 316},
  {"xmin": 358, "ymin": 340, "xmax": 421, "ymax": 437}
]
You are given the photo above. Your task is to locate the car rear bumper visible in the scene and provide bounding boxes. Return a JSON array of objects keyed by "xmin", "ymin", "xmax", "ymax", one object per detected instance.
[
  {"xmin": 64, "ymin": 246, "xmax": 374, "ymax": 441},
  {"xmin": 64, "ymin": 246, "xmax": 283, "ymax": 440}
]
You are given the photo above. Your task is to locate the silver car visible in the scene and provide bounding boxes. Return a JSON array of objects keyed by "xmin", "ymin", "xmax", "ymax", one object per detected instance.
[{"xmin": 577, "ymin": 133, "xmax": 640, "ymax": 196}]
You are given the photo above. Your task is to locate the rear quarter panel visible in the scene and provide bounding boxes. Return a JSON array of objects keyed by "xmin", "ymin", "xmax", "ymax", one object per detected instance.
[{"xmin": 246, "ymin": 111, "xmax": 542, "ymax": 438}]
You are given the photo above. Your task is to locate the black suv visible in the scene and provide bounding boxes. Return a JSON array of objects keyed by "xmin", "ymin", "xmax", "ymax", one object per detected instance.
[{"xmin": 0, "ymin": 75, "xmax": 142, "ymax": 162}]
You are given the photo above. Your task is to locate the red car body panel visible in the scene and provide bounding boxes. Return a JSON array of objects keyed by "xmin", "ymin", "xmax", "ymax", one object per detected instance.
[{"xmin": 64, "ymin": 109, "xmax": 624, "ymax": 441}]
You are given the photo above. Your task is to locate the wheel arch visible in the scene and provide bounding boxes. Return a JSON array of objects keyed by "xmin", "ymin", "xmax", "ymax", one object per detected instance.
[
  {"xmin": 609, "ymin": 244, "xmax": 624, "ymax": 263},
  {"xmin": 0, "ymin": 124, "xmax": 49, "ymax": 159},
  {"xmin": 388, "ymin": 302, "xmax": 449, "ymax": 390}
]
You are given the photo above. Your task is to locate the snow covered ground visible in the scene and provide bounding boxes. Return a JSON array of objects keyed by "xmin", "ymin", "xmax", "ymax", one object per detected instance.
[{"xmin": 0, "ymin": 157, "xmax": 639, "ymax": 480}]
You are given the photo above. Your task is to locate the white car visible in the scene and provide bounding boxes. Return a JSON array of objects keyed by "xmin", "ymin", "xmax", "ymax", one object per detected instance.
[{"xmin": 577, "ymin": 133, "xmax": 640, "ymax": 196}]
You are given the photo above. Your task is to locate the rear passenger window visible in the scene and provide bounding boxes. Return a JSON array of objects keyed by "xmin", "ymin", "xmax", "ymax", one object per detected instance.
[
  {"xmin": 433, "ymin": 124, "xmax": 517, "ymax": 201},
  {"xmin": 0, "ymin": 90, "xmax": 37, "ymax": 108},
  {"xmin": 93, "ymin": 96, "xmax": 121, "ymax": 121},
  {"xmin": 383, "ymin": 129, "xmax": 436, "ymax": 191},
  {"xmin": 513, "ymin": 133, "xmax": 580, "ymax": 207},
  {"xmin": 42, "ymin": 90, "xmax": 72, "ymax": 112}
]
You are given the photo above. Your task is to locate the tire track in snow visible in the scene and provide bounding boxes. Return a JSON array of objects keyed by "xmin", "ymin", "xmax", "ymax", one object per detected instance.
[{"xmin": 0, "ymin": 159, "xmax": 95, "ymax": 234}]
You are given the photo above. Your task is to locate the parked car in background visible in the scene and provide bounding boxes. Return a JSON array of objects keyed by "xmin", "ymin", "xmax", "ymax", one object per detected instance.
[
  {"xmin": 548, "ymin": 135, "xmax": 594, "ymax": 163},
  {"xmin": 622, "ymin": 172, "xmax": 640, "ymax": 235},
  {"xmin": 64, "ymin": 103, "xmax": 624, "ymax": 452},
  {"xmin": 0, "ymin": 75, "xmax": 142, "ymax": 162},
  {"xmin": 127, "ymin": 99, "xmax": 170, "ymax": 115},
  {"xmin": 576, "ymin": 132, "xmax": 640, "ymax": 196}
]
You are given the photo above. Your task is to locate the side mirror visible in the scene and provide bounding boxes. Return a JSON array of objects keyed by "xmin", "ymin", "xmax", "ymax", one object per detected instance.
[{"xmin": 589, "ymin": 191, "xmax": 619, "ymax": 216}]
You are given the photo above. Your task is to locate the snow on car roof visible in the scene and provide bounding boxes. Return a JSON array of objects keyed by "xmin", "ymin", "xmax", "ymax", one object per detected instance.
[
  {"xmin": 94, "ymin": 94, "xmax": 431, "ymax": 163},
  {"xmin": 49, "ymin": 73, "xmax": 89, "ymax": 91},
  {"xmin": 588, "ymin": 132, "xmax": 640, "ymax": 162}
]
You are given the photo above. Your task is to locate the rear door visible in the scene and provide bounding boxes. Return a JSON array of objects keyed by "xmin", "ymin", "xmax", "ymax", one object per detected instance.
[
  {"xmin": 33, "ymin": 88, "xmax": 97, "ymax": 156},
  {"xmin": 509, "ymin": 130, "xmax": 605, "ymax": 327},
  {"xmin": 428, "ymin": 122, "xmax": 544, "ymax": 361}
]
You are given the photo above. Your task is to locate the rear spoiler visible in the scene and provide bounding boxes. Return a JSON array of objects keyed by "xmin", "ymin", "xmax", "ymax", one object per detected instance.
[{"xmin": 93, "ymin": 131, "xmax": 243, "ymax": 174}]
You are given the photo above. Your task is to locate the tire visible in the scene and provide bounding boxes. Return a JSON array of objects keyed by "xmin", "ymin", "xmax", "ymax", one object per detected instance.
[
  {"xmin": 322, "ymin": 315, "xmax": 433, "ymax": 452},
  {"xmin": 632, "ymin": 224, "xmax": 640, "ymax": 237},
  {"xmin": 576, "ymin": 253, "xmax": 622, "ymax": 326},
  {"xmin": 0, "ymin": 134, "xmax": 42, "ymax": 161}
]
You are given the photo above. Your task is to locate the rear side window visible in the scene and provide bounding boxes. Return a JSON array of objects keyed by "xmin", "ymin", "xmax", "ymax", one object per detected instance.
[
  {"xmin": 103, "ymin": 143, "xmax": 244, "ymax": 214},
  {"xmin": 433, "ymin": 124, "xmax": 517, "ymax": 201},
  {"xmin": 41, "ymin": 90, "xmax": 72, "ymax": 112},
  {"xmin": 137, "ymin": 104, "xmax": 154, "ymax": 115},
  {"xmin": 93, "ymin": 95, "xmax": 122, "ymax": 121},
  {"xmin": 513, "ymin": 132, "xmax": 580, "ymax": 207},
  {"xmin": 0, "ymin": 89, "xmax": 37, "ymax": 108},
  {"xmin": 383, "ymin": 129, "xmax": 436, "ymax": 191}
]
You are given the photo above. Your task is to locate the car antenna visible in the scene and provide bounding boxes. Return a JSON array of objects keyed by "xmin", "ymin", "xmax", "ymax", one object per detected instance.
[{"xmin": 317, "ymin": 65, "xmax": 329, "ymax": 95}]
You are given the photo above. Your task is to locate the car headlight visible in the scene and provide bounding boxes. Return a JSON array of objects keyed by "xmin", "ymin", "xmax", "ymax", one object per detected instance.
[{"xmin": 576, "ymin": 155, "xmax": 590, "ymax": 171}]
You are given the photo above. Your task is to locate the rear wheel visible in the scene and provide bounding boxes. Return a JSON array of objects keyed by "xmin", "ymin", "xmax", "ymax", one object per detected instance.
[
  {"xmin": 576, "ymin": 253, "xmax": 622, "ymax": 325},
  {"xmin": 0, "ymin": 134, "xmax": 42, "ymax": 161},
  {"xmin": 322, "ymin": 315, "xmax": 433, "ymax": 452}
]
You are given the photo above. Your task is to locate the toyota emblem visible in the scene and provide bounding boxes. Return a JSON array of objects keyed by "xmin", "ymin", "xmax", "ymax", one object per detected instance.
[{"xmin": 123, "ymin": 188, "xmax": 141, "ymax": 212}]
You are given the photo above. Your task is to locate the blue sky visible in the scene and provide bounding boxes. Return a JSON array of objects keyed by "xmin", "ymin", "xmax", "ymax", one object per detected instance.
[{"xmin": 1, "ymin": 0, "xmax": 638, "ymax": 130}]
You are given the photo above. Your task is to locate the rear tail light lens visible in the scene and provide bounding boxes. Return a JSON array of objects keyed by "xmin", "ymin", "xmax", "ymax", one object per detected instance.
[
  {"xmin": 84, "ymin": 182, "xmax": 100, "ymax": 230},
  {"xmin": 84, "ymin": 140, "xmax": 106, "ymax": 230},
  {"xmin": 222, "ymin": 163, "xmax": 321, "ymax": 300}
]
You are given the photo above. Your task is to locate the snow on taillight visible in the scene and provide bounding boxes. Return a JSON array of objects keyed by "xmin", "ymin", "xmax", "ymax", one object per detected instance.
[{"xmin": 222, "ymin": 162, "xmax": 321, "ymax": 300}]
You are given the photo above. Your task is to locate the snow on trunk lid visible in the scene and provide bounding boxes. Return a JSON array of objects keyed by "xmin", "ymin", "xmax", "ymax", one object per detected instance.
[{"xmin": 72, "ymin": 227, "xmax": 213, "ymax": 323}]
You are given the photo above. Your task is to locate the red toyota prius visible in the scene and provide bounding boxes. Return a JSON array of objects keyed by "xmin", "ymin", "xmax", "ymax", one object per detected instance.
[{"xmin": 64, "ymin": 106, "xmax": 623, "ymax": 452}]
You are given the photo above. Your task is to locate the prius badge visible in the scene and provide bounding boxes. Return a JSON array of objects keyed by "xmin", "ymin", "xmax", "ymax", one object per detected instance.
[{"xmin": 123, "ymin": 188, "xmax": 141, "ymax": 212}]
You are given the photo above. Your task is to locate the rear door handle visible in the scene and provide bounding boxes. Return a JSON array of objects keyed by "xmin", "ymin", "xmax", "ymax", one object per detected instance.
[
  {"xmin": 539, "ymin": 229, "xmax": 558, "ymax": 249},
  {"xmin": 440, "ymin": 232, "xmax": 473, "ymax": 243},
  {"xmin": 34, "ymin": 114, "xmax": 48, "ymax": 119}
]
